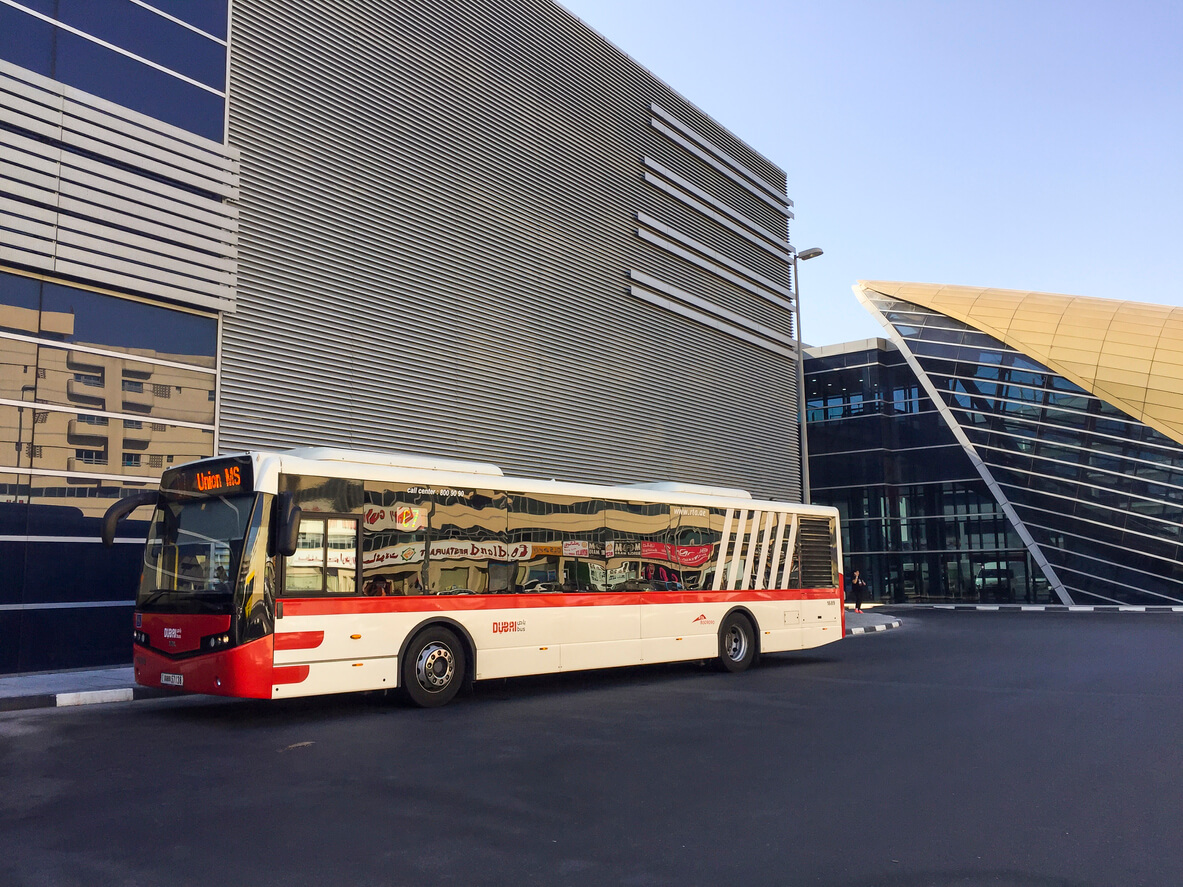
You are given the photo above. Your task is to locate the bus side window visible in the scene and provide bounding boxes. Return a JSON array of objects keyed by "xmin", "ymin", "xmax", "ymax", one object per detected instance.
[
  {"xmin": 285, "ymin": 518, "xmax": 325, "ymax": 594},
  {"xmin": 325, "ymin": 518, "xmax": 358, "ymax": 593},
  {"xmin": 284, "ymin": 516, "xmax": 359, "ymax": 595}
]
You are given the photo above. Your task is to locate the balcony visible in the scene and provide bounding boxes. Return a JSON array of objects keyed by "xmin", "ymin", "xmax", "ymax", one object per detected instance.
[
  {"xmin": 67, "ymin": 455, "xmax": 109, "ymax": 472},
  {"xmin": 65, "ymin": 378, "xmax": 105, "ymax": 408},
  {"xmin": 120, "ymin": 380, "xmax": 153, "ymax": 412},
  {"xmin": 66, "ymin": 351, "xmax": 104, "ymax": 373},
  {"xmin": 67, "ymin": 418, "xmax": 109, "ymax": 445},
  {"xmin": 121, "ymin": 421, "xmax": 152, "ymax": 445}
]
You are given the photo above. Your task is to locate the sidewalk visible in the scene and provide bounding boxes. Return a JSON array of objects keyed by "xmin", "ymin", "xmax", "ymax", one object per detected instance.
[
  {"xmin": 0, "ymin": 666, "xmax": 171, "ymax": 713},
  {"xmin": 844, "ymin": 607, "xmax": 903, "ymax": 635}
]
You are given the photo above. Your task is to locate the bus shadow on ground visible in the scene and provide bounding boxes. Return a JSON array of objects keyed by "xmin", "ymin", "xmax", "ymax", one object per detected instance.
[{"xmin": 133, "ymin": 649, "xmax": 844, "ymax": 726}]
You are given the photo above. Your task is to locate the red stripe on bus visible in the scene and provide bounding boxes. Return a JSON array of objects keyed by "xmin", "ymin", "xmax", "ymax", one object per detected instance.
[
  {"xmin": 272, "ymin": 665, "xmax": 310, "ymax": 685},
  {"xmin": 643, "ymin": 588, "xmax": 838, "ymax": 605},
  {"xmin": 279, "ymin": 588, "xmax": 839, "ymax": 617},
  {"xmin": 274, "ymin": 631, "xmax": 325, "ymax": 651}
]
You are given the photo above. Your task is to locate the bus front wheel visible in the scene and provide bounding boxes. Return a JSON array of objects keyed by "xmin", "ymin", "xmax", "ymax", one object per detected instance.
[
  {"xmin": 403, "ymin": 626, "xmax": 466, "ymax": 708},
  {"xmin": 718, "ymin": 613, "xmax": 756, "ymax": 673}
]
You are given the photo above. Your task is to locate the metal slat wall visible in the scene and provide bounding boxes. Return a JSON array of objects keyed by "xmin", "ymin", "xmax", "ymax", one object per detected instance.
[
  {"xmin": 795, "ymin": 517, "xmax": 837, "ymax": 588},
  {"xmin": 0, "ymin": 61, "xmax": 240, "ymax": 312},
  {"xmin": 221, "ymin": 0, "xmax": 802, "ymax": 500}
]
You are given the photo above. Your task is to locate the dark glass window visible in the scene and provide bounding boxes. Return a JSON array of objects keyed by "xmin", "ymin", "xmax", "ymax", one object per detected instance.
[
  {"xmin": 35, "ymin": 348, "xmax": 215, "ymax": 425},
  {"xmin": 74, "ymin": 449, "xmax": 107, "ymax": 465},
  {"xmin": 57, "ymin": 0, "xmax": 226, "ymax": 90},
  {"xmin": 0, "ymin": 272, "xmax": 42, "ymax": 317},
  {"xmin": 918, "ymin": 326, "xmax": 964, "ymax": 345},
  {"xmin": 155, "ymin": 0, "xmax": 228, "ymax": 40},
  {"xmin": 0, "ymin": 5, "xmax": 55, "ymax": 77},
  {"xmin": 811, "ymin": 452, "xmax": 887, "ymax": 488},
  {"xmin": 1044, "ymin": 391, "xmax": 1091, "ymax": 413},
  {"xmin": 1, "ymin": 406, "xmax": 32, "ymax": 471},
  {"xmin": 53, "ymin": 31, "xmax": 224, "ymax": 141},
  {"xmin": 41, "ymin": 283, "xmax": 216, "ymax": 363},
  {"xmin": 1049, "ymin": 375, "xmax": 1087, "ymax": 395},
  {"xmin": 15, "ymin": 0, "xmax": 58, "ymax": 12},
  {"xmin": 27, "ymin": 412, "xmax": 211, "ymax": 477}
]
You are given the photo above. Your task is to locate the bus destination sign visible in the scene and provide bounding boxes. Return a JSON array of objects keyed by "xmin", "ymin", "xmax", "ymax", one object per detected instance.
[
  {"xmin": 162, "ymin": 456, "xmax": 254, "ymax": 497},
  {"xmin": 196, "ymin": 465, "xmax": 241, "ymax": 492}
]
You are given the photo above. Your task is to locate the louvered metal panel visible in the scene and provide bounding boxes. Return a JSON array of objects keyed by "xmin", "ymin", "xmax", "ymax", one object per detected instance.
[
  {"xmin": 794, "ymin": 517, "xmax": 838, "ymax": 588},
  {"xmin": 0, "ymin": 60, "xmax": 239, "ymax": 312},
  {"xmin": 220, "ymin": 0, "xmax": 802, "ymax": 500}
]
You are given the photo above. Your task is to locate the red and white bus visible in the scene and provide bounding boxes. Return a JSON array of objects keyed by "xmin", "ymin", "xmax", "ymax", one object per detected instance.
[{"xmin": 104, "ymin": 448, "xmax": 844, "ymax": 706}]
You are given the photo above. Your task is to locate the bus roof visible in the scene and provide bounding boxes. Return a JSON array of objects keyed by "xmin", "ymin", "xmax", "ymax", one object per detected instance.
[
  {"xmin": 282, "ymin": 447, "xmax": 504, "ymax": 476},
  {"xmin": 621, "ymin": 481, "xmax": 752, "ymax": 499},
  {"xmin": 222, "ymin": 448, "xmax": 834, "ymax": 516}
]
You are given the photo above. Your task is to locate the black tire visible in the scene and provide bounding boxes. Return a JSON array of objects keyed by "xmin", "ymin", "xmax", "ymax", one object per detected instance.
[
  {"xmin": 402, "ymin": 626, "xmax": 466, "ymax": 708},
  {"xmin": 718, "ymin": 612, "xmax": 756, "ymax": 673}
]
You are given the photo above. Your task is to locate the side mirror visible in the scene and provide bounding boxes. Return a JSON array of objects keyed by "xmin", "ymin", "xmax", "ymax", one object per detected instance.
[
  {"xmin": 101, "ymin": 492, "xmax": 159, "ymax": 547},
  {"xmin": 274, "ymin": 491, "xmax": 302, "ymax": 558}
]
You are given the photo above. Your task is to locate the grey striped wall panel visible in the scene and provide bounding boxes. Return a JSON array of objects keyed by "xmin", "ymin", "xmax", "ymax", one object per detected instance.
[
  {"xmin": 0, "ymin": 61, "xmax": 240, "ymax": 312},
  {"xmin": 220, "ymin": 0, "xmax": 801, "ymax": 500}
]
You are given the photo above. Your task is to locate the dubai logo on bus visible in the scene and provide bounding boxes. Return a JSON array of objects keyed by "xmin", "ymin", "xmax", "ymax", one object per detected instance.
[{"xmin": 493, "ymin": 620, "xmax": 526, "ymax": 634}]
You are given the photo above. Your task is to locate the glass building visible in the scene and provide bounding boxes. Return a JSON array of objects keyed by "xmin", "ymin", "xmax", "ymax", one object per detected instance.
[
  {"xmin": 810, "ymin": 281, "xmax": 1183, "ymax": 607},
  {"xmin": 805, "ymin": 339, "xmax": 1047, "ymax": 604},
  {"xmin": 1, "ymin": 2, "xmax": 802, "ymax": 671}
]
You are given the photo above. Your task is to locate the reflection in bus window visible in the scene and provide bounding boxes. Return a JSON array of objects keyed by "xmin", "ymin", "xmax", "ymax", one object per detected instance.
[
  {"xmin": 284, "ymin": 516, "xmax": 358, "ymax": 595},
  {"xmin": 137, "ymin": 493, "xmax": 255, "ymax": 614},
  {"xmin": 508, "ymin": 493, "xmax": 605, "ymax": 591},
  {"xmin": 361, "ymin": 484, "xmax": 507, "ymax": 595}
]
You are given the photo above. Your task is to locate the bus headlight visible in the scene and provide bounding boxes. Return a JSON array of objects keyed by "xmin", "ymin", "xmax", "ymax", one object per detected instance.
[{"xmin": 134, "ymin": 630, "xmax": 149, "ymax": 645}]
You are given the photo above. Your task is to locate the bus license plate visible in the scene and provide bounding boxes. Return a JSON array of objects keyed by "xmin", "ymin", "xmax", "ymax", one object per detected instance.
[{"xmin": 161, "ymin": 673, "xmax": 183, "ymax": 687}]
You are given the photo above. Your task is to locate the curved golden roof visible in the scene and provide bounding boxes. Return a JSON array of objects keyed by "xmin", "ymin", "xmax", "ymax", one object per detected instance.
[{"xmin": 856, "ymin": 281, "xmax": 1183, "ymax": 446}]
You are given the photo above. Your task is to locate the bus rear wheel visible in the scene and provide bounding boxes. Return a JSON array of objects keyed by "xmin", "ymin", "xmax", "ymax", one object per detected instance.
[
  {"xmin": 718, "ymin": 613, "xmax": 756, "ymax": 673},
  {"xmin": 403, "ymin": 626, "xmax": 466, "ymax": 708}
]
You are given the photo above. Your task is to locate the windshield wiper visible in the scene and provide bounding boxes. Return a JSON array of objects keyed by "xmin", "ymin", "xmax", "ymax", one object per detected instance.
[
  {"xmin": 138, "ymin": 589, "xmax": 173, "ymax": 608},
  {"xmin": 138, "ymin": 588, "xmax": 232, "ymax": 609}
]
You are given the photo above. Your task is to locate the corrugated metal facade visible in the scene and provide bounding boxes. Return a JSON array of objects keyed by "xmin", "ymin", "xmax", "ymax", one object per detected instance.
[{"xmin": 221, "ymin": 0, "xmax": 801, "ymax": 499}]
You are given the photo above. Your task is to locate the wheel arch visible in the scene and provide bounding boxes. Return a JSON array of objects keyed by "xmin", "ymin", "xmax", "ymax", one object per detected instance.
[
  {"xmin": 398, "ymin": 616, "xmax": 478, "ymax": 687},
  {"xmin": 719, "ymin": 605, "xmax": 762, "ymax": 659}
]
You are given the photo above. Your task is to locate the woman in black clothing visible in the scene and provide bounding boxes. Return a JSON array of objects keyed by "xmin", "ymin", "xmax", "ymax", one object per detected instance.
[{"xmin": 850, "ymin": 569, "xmax": 868, "ymax": 613}]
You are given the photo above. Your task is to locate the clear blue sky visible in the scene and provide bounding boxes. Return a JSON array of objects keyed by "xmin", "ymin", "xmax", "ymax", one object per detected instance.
[{"xmin": 561, "ymin": 0, "xmax": 1183, "ymax": 348}]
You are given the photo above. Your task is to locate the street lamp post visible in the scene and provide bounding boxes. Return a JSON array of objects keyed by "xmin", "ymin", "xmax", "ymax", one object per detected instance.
[{"xmin": 792, "ymin": 247, "xmax": 823, "ymax": 504}]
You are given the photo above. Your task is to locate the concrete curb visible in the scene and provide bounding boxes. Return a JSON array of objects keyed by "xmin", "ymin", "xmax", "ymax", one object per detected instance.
[
  {"xmin": 916, "ymin": 604, "xmax": 1183, "ymax": 613},
  {"xmin": 845, "ymin": 620, "xmax": 902, "ymax": 636},
  {"xmin": 0, "ymin": 687, "xmax": 171, "ymax": 713}
]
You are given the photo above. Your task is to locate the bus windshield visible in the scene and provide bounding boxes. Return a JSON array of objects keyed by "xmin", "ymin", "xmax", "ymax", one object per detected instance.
[{"xmin": 137, "ymin": 493, "xmax": 260, "ymax": 614}]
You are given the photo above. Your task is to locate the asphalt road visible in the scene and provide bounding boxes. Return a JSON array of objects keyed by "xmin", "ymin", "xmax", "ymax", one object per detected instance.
[{"xmin": 1, "ymin": 611, "xmax": 1180, "ymax": 887}]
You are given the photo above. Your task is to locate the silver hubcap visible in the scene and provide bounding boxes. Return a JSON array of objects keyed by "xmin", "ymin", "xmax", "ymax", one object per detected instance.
[
  {"xmin": 415, "ymin": 642, "xmax": 455, "ymax": 692},
  {"xmin": 725, "ymin": 624, "xmax": 748, "ymax": 661}
]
